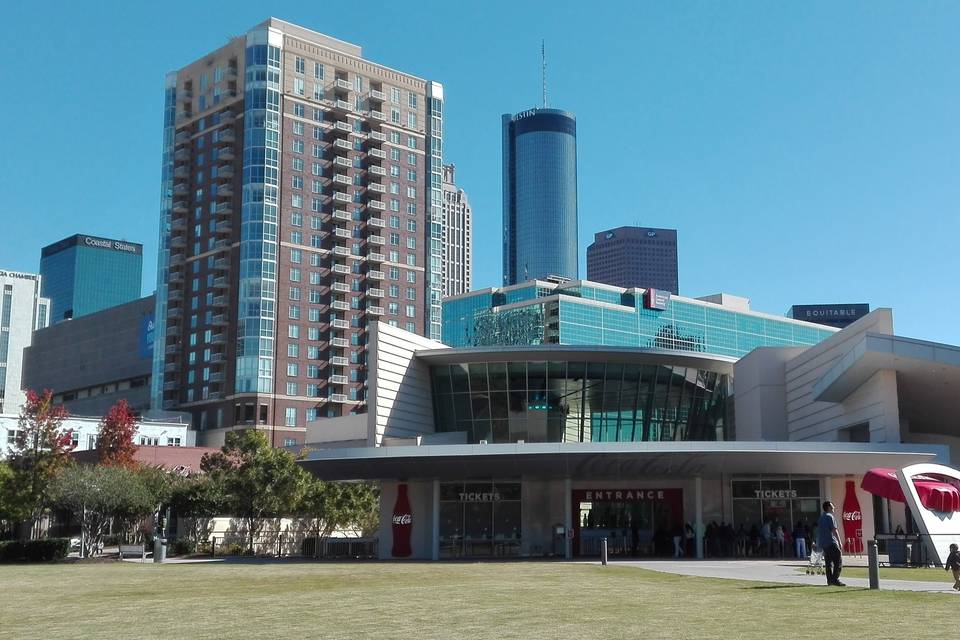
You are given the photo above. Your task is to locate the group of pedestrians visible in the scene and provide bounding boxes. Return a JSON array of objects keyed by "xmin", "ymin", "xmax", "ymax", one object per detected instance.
[{"xmin": 694, "ymin": 518, "xmax": 815, "ymax": 559}]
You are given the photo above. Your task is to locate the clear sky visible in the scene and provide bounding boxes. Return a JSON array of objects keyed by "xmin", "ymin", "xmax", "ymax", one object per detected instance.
[{"xmin": 2, "ymin": 1, "xmax": 958, "ymax": 343}]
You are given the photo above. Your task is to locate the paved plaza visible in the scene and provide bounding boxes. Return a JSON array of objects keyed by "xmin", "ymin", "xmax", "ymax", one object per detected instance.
[{"xmin": 613, "ymin": 558, "xmax": 958, "ymax": 593}]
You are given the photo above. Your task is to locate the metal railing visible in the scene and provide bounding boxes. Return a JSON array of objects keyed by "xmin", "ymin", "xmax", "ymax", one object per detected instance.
[{"xmin": 210, "ymin": 533, "xmax": 378, "ymax": 559}]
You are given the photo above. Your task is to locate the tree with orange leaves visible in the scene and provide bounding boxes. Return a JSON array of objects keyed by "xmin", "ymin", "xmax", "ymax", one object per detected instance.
[
  {"xmin": 1, "ymin": 390, "xmax": 74, "ymax": 539},
  {"xmin": 96, "ymin": 400, "xmax": 139, "ymax": 469}
]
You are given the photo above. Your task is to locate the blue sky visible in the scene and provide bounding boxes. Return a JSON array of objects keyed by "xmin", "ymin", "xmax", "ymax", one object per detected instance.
[{"xmin": 2, "ymin": 1, "xmax": 958, "ymax": 342}]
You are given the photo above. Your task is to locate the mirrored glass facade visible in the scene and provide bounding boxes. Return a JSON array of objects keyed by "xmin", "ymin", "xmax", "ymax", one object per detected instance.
[
  {"xmin": 430, "ymin": 359, "xmax": 732, "ymax": 444},
  {"xmin": 502, "ymin": 109, "xmax": 578, "ymax": 285},
  {"xmin": 39, "ymin": 235, "xmax": 143, "ymax": 324},
  {"xmin": 442, "ymin": 280, "xmax": 836, "ymax": 358}
]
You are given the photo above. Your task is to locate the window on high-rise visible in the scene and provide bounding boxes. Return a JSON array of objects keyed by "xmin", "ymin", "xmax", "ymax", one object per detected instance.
[{"xmin": 295, "ymin": 57, "xmax": 305, "ymax": 74}]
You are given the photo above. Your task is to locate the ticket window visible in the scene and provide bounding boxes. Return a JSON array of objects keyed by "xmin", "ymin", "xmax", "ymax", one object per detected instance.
[{"xmin": 439, "ymin": 482, "xmax": 521, "ymax": 558}]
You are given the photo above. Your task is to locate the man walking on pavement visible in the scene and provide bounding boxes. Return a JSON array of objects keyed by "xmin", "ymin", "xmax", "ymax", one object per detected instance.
[{"xmin": 818, "ymin": 501, "xmax": 845, "ymax": 586}]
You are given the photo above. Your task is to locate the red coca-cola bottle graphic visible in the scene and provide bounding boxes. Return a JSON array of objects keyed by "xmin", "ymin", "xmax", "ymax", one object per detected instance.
[
  {"xmin": 391, "ymin": 483, "xmax": 413, "ymax": 558},
  {"xmin": 841, "ymin": 480, "xmax": 863, "ymax": 554}
]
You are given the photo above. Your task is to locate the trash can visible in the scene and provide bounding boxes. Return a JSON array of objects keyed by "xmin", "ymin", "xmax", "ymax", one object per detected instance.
[
  {"xmin": 887, "ymin": 539, "xmax": 907, "ymax": 566},
  {"xmin": 153, "ymin": 538, "xmax": 167, "ymax": 563}
]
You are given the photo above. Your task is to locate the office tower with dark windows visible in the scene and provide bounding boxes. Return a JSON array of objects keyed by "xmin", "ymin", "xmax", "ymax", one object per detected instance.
[
  {"xmin": 0, "ymin": 270, "xmax": 50, "ymax": 413},
  {"xmin": 152, "ymin": 18, "xmax": 444, "ymax": 446},
  {"xmin": 586, "ymin": 226, "xmax": 679, "ymax": 294},
  {"xmin": 440, "ymin": 164, "xmax": 472, "ymax": 299},
  {"xmin": 39, "ymin": 234, "xmax": 143, "ymax": 323},
  {"xmin": 502, "ymin": 108, "xmax": 578, "ymax": 285}
]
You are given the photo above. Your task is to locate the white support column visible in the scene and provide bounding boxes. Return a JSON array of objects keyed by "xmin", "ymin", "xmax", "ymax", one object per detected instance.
[
  {"xmin": 431, "ymin": 478, "xmax": 440, "ymax": 561},
  {"xmin": 695, "ymin": 475, "xmax": 704, "ymax": 559},
  {"xmin": 564, "ymin": 477, "xmax": 572, "ymax": 560}
]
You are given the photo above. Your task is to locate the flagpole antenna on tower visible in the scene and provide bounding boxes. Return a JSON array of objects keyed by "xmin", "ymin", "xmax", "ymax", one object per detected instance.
[{"xmin": 541, "ymin": 39, "xmax": 547, "ymax": 108}]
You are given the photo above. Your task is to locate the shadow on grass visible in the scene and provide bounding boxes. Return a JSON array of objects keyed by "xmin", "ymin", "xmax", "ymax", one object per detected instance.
[
  {"xmin": 740, "ymin": 584, "xmax": 809, "ymax": 590},
  {"xmin": 739, "ymin": 583, "xmax": 869, "ymax": 594}
]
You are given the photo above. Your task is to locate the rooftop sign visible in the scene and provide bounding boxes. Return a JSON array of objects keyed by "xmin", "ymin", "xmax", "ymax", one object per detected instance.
[
  {"xmin": 789, "ymin": 304, "xmax": 869, "ymax": 328},
  {"xmin": 644, "ymin": 288, "xmax": 670, "ymax": 311},
  {"xmin": 41, "ymin": 234, "xmax": 143, "ymax": 258}
]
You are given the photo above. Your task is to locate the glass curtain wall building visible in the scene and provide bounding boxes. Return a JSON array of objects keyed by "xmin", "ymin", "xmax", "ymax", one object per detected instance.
[
  {"xmin": 502, "ymin": 109, "xmax": 578, "ymax": 285},
  {"xmin": 430, "ymin": 357, "xmax": 732, "ymax": 444},
  {"xmin": 40, "ymin": 235, "xmax": 143, "ymax": 323},
  {"xmin": 442, "ymin": 279, "xmax": 837, "ymax": 358}
]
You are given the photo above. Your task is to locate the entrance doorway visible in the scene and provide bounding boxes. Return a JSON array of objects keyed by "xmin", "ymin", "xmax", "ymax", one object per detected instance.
[{"xmin": 572, "ymin": 488, "xmax": 683, "ymax": 557}]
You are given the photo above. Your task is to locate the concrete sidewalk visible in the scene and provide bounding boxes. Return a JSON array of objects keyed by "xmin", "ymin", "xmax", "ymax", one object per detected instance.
[{"xmin": 612, "ymin": 559, "xmax": 959, "ymax": 593}]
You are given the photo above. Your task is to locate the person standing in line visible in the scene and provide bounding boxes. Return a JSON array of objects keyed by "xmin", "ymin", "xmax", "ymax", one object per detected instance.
[
  {"xmin": 793, "ymin": 521, "xmax": 807, "ymax": 559},
  {"xmin": 672, "ymin": 524, "xmax": 684, "ymax": 558},
  {"xmin": 945, "ymin": 543, "xmax": 960, "ymax": 591},
  {"xmin": 817, "ymin": 501, "xmax": 845, "ymax": 586}
]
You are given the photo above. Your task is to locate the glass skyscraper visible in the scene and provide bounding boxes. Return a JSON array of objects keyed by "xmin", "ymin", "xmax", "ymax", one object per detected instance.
[
  {"xmin": 502, "ymin": 108, "xmax": 578, "ymax": 285},
  {"xmin": 39, "ymin": 234, "xmax": 143, "ymax": 323}
]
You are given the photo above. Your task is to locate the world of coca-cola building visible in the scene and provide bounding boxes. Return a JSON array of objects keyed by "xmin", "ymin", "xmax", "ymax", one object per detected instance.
[{"xmin": 299, "ymin": 315, "xmax": 958, "ymax": 560}]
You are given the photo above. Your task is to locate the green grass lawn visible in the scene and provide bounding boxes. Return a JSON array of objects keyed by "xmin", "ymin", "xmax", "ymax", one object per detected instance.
[{"xmin": 1, "ymin": 560, "xmax": 958, "ymax": 640}]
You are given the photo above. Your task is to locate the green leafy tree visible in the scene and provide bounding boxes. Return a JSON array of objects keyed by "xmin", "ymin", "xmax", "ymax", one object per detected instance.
[
  {"xmin": 96, "ymin": 400, "xmax": 138, "ymax": 469},
  {"xmin": 122, "ymin": 465, "xmax": 175, "ymax": 542},
  {"xmin": 0, "ymin": 461, "xmax": 14, "ymax": 535},
  {"xmin": 50, "ymin": 465, "xmax": 154, "ymax": 556},
  {"xmin": 168, "ymin": 474, "xmax": 227, "ymax": 546},
  {"xmin": 300, "ymin": 480, "xmax": 380, "ymax": 550},
  {"xmin": 3, "ymin": 390, "xmax": 74, "ymax": 539},
  {"xmin": 201, "ymin": 430, "xmax": 309, "ymax": 553}
]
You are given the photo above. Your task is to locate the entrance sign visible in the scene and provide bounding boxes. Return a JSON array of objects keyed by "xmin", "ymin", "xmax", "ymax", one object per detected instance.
[
  {"xmin": 391, "ymin": 483, "xmax": 413, "ymax": 558},
  {"xmin": 582, "ymin": 489, "xmax": 666, "ymax": 501}
]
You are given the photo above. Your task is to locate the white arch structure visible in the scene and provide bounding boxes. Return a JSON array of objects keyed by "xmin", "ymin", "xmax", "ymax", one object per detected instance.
[{"xmin": 897, "ymin": 463, "xmax": 960, "ymax": 565}]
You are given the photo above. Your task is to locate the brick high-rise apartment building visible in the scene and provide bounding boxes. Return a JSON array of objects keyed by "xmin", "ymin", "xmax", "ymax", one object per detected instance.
[
  {"xmin": 152, "ymin": 19, "xmax": 444, "ymax": 446},
  {"xmin": 440, "ymin": 164, "xmax": 472, "ymax": 298}
]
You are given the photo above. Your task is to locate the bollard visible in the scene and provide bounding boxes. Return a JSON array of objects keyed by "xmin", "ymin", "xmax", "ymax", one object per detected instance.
[
  {"xmin": 867, "ymin": 540, "xmax": 880, "ymax": 590},
  {"xmin": 601, "ymin": 538, "xmax": 608, "ymax": 566}
]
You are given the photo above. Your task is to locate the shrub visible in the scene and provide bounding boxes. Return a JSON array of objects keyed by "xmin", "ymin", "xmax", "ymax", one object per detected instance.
[
  {"xmin": 0, "ymin": 541, "xmax": 24, "ymax": 562},
  {"xmin": 225, "ymin": 543, "xmax": 246, "ymax": 556},
  {"xmin": 169, "ymin": 538, "xmax": 196, "ymax": 556},
  {"xmin": 0, "ymin": 538, "xmax": 69, "ymax": 562},
  {"xmin": 23, "ymin": 538, "xmax": 70, "ymax": 562},
  {"xmin": 102, "ymin": 534, "xmax": 122, "ymax": 547}
]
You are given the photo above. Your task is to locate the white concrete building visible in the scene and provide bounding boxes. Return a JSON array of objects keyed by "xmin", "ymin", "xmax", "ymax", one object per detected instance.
[
  {"xmin": 0, "ymin": 270, "xmax": 50, "ymax": 414},
  {"xmin": 0, "ymin": 413, "xmax": 195, "ymax": 458},
  {"xmin": 299, "ymin": 322, "xmax": 954, "ymax": 561},
  {"xmin": 440, "ymin": 164, "xmax": 472, "ymax": 298}
]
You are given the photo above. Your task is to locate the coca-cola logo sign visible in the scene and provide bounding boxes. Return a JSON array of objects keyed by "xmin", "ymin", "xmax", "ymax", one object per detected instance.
[
  {"xmin": 842, "ymin": 511, "xmax": 862, "ymax": 521},
  {"xmin": 392, "ymin": 513, "xmax": 412, "ymax": 525}
]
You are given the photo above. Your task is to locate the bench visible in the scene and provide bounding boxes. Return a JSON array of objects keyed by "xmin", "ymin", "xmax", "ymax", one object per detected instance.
[{"xmin": 119, "ymin": 544, "xmax": 146, "ymax": 561}]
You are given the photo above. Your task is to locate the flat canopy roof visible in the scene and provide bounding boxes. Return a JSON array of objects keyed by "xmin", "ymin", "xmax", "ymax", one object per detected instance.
[
  {"xmin": 299, "ymin": 441, "xmax": 948, "ymax": 481},
  {"xmin": 415, "ymin": 345, "xmax": 736, "ymax": 374}
]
